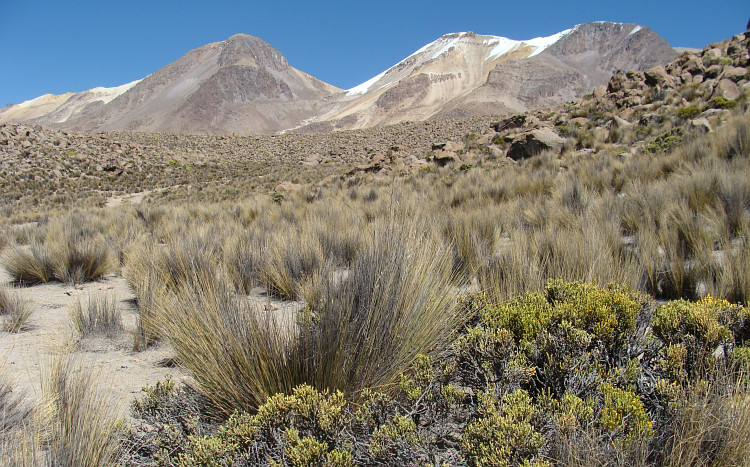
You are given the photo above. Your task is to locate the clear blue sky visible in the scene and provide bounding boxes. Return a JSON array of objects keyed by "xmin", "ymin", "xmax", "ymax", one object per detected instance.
[{"xmin": 1, "ymin": 0, "xmax": 747, "ymax": 106}]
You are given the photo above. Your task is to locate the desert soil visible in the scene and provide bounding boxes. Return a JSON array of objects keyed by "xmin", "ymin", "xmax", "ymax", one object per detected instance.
[
  {"xmin": 0, "ymin": 265, "xmax": 306, "ymax": 417},
  {"xmin": 0, "ymin": 266, "xmax": 187, "ymax": 415}
]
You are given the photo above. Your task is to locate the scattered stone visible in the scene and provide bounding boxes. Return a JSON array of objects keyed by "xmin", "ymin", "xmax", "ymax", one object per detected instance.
[
  {"xmin": 644, "ymin": 66, "xmax": 674, "ymax": 87},
  {"xmin": 506, "ymin": 128, "xmax": 565, "ymax": 161},
  {"xmin": 432, "ymin": 151, "xmax": 461, "ymax": 167},
  {"xmin": 723, "ymin": 66, "xmax": 748, "ymax": 82},
  {"xmin": 273, "ymin": 181, "xmax": 302, "ymax": 192},
  {"xmin": 690, "ymin": 117, "xmax": 713, "ymax": 133},
  {"xmin": 712, "ymin": 78, "xmax": 741, "ymax": 100},
  {"xmin": 491, "ymin": 115, "xmax": 527, "ymax": 133}
]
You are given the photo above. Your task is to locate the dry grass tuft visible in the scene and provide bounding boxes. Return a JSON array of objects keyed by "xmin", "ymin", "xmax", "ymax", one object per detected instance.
[
  {"xmin": 154, "ymin": 219, "xmax": 462, "ymax": 414},
  {"xmin": 37, "ymin": 356, "xmax": 123, "ymax": 466},
  {"xmin": 68, "ymin": 292, "xmax": 122, "ymax": 338},
  {"xmin": 1, "ymin": 243, "xmax": 54, "ymax": 285},
  {"xmin": 662, "ymin": 373, "xmax": 750, "ymax": 467},
  {"xmin": 0, "ymin": 286, "xmax": 32, "ymax": 333}
]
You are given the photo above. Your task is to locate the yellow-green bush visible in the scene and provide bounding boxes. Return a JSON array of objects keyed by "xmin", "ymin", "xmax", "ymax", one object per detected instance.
[{"xmin": 462, "ymin": 389, "xmax": 548, "ymax": 467}]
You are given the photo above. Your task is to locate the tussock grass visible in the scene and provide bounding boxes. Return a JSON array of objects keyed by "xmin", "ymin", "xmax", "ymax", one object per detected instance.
[
  {"xmin": 0, "ymin": 367, "xmax": 30, "ymax": 439},
  {"xmin": 296, "ymin": 221, "xmax": 460, "ymax": 396},
  {"xmin": 1, "ymin": 243, "xmax": 54, "ymax": 284},
  {"xmin": 68, "ymin": 292, "xmax": 122, "ymax": 338},
  {"xmin": 152, "ymin": 268, "xmax": 291, "ymax": 413},
  {"xmin": 34, "ymin": 355, "xmax": 123, "ymax": 466},
  {"xmin": 48, "ymin": 232, "xmax": 114, "ymax": 285},
  {"xmin": 1, "ymin": 356, "xmax": 123, "ymax": 466},
  {"xmin": 154, "ymin": 220, "xmax": 461, "ymax": 414},
  {"xmin": 222, "ymin": 230, "xmax": 264, "ymax": 294},
  {"xmin": 0, "ymin": 285, "xmax": 32, "ymax": 333},
  {"xmin": 1, "ymin": 214, "xmax": 114, "ymax": 285},
  {"xmin": 662, "ymin": 374, "xmax": 750, "ymax": 466},
  {"xmin": 258, "ymin": 227, "xmax": 326, "ymax": 300}
]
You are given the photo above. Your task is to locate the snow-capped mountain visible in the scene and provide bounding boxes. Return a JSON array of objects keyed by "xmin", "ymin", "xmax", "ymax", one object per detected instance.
[
  {"xmin": 297, "ymin": 22, "xmax": 676, "ymax": 131},
  {"xmin": 0, "ymin": 22, "xmax": 677, "ymax": 135}
]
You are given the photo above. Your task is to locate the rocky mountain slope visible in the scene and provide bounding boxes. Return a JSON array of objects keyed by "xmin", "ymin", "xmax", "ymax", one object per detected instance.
[
  {"xmin": 1, "ymin": 23, "xmax": 677, "ymax": 135},
  {"xmin": 2, "ymin": 34, "xmax": 341, "ymax": 135},
  {"xmin": 299, "ymin": 22, "xmax": 676, "ymax": 132}
]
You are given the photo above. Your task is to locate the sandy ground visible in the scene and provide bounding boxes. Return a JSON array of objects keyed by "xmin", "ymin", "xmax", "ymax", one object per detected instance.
[
  {"xmin": 0, "ymin": 264, "xmax": 306, "ymax": 420},
  {"xmin": 0, "ymin": 266, "xmax": 187, "ymax": 415},
  {"xmin": 105, "ymin": 190, "xmax": 153, "ymax": 208}
]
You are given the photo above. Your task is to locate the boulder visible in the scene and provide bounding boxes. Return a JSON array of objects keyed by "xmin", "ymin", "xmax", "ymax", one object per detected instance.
[
  {"xmin": 491, "ymin": 115, "xmax": 527, "ymax": 133},
  {"xmin": 704, "ymin": 65, "xmax": 722, "ymax": 80},
  {"xmin": 712, "ymin": 78, "xmax": 741, "ymax": 100},
  {"xmin": 459, "ymin": 151, "xmax": 480, "ymax": 164},
  {"xmin": 506, "ymin": 128, "xmax": 565, "ymax": 161},
  {"xmin": 432, "ymin": 151, "xmax": 461, "ymax": 167},
  {"xmin": 610, "ymin": 115, "xmax": 633, "ymax": 129},
  {"xmin": 476, "ymin": 132, "xmax": 495, "ymax": 145},
  {"xmin": 690, "ymin": 117, "xmax": 713, "ymax": 133},
  {"xmin": 443, "ymin": 140, "xmax": 464, "ymax": 152},
  {"xmin": 351, "ymin": 152, "xmax": 388, "ymax": 174},
  {"xmin": 704, "ymin": 48, "xmax": 723, "ymax": 59},
  {"xmin": 593, "ymin": 85, "xmax": 607, "ymax": 99},
  {"xmin": 683, "ymin": 55, "xmax": 706, "ymax": 75},
  {"xmin": 273, "ymin": 181, "xmax": 302, "ymax": 192},
  {"xmin": 723, "ymin": 66, "xmax": 748, "ymax": 82},
  {"xmin": 644, "ymin": 66, "xmax": 674, "ymax": 87}
]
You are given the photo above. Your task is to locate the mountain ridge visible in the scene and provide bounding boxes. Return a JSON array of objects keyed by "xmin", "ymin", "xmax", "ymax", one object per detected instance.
[{"xmin": 0, "ymin": 22, "xmax": 677, "ymax": 135}]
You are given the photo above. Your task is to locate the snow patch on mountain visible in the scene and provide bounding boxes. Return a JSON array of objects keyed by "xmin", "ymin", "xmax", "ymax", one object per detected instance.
[
  {"xmin": 87, "ymin": 79, "xmax": 143, "ymax": 104},
  {"xmin": 486, "ymin": 36, "xmax": 519, "ymax": 60},
  {"xmin": 346, "ymin": 70, "xmax": 388, "ymax": 96},
  {"xmin": 526, "ymin": 27, "xmax": 575, "ymax": 56}
]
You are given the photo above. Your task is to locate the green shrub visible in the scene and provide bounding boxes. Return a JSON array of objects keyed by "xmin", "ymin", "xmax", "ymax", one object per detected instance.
[
  {"xmin": 644, "ymin": 128, "xmax": 685, "ymax": 154},
  {"xmin": 173, "ymin": 385, "xmax": 350, "ymax": 466},
  {"xmin": 677, "ymin": 107, "xmax": 701, "ymax": 119},
  {"xmin": 462, "ymin": 389, "xmax": 548, "ymax": 467},
  {"xmin": 651, "ymin": 295, "xmax": 749, "ymax": 380},
  {"xmin": 709, "ymin": 96, "xmax": 739, "ymax": 110},
  {"xmin": 599, "ymin": 383, "xmax": 653, "ymax": 443}
]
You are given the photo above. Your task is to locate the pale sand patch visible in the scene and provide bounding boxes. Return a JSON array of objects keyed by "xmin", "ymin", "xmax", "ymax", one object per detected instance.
[
  {"xmin": 105, "ymin": 190, "xmax": 153, "ymax": 208},
  {"xmin": 0, "ymin": 266, "xmax": 187, "ymax": 415}
]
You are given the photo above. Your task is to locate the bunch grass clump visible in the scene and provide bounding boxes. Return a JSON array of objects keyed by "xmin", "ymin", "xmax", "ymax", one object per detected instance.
[
  {"xmin": 0, "ymin": 214, "xmax": 114, "ymax": 285},
  {"xmin": 0, "ymin": 285, "xmax": 32, "ymax": 333},
  {"xmin": 36, "ymin": 355, "xmax": 124, "ymax": 466},
  {"xmin": 68, "ymin": 292, "xmax": 123, "ymax": 338},
  {"xmin": 153, "ymin": 219, "xmax": 462, "ymax": 414},
  {"xmin": 1, "ymin": 243, "xmax": 55, "ymax": 285},
  {"xmin": 2, "ymin": 356, "xmax": 124, "ymax": 466}
]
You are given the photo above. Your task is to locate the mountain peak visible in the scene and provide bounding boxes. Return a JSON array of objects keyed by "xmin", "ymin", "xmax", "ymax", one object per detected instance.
[{"xmin": 217, "ymin": 33, "xmax": 288, "ymax": 69}]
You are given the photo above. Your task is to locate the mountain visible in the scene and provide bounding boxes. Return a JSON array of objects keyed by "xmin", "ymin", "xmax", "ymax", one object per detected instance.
[
  {"xmin": 1, "ymin": 34, "xmax": 341, "ymax": 135},
  {"xmin": 296, "ymin": 22, "xmax": 677, "ymax": 131},
  {"xmin": 0, "ymin": 23, "xmax": 676, "ymax": 135}
]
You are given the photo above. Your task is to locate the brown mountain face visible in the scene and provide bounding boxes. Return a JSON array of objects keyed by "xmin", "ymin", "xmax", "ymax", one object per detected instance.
[
  {"xmin": 0, "ymin": 23, "xmax": 677, "ymax": 135},
  {"xmin": 32, "ymin": 34, "xmax": 341, "ymax": 135}
]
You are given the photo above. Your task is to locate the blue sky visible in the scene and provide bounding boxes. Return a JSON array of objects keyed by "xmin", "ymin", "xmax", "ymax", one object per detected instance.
[{"xmin": 1, "ymin": 0, "xmax": 747, "ymax": 106}]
